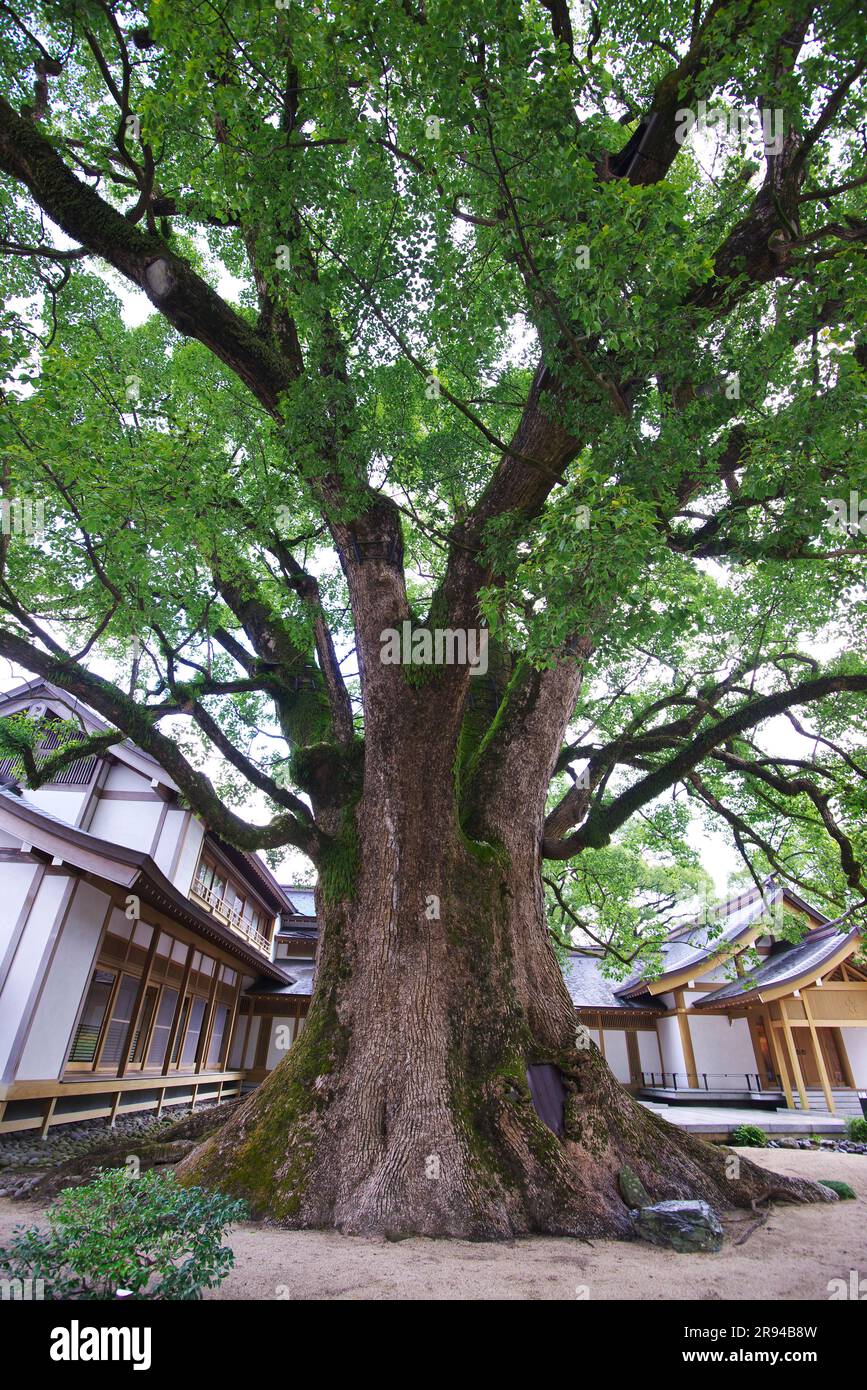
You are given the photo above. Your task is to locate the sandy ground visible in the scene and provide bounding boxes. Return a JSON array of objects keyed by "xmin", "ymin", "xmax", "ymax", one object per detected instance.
[{"xmin": 1, "ymin": 1149, "xmax": 864, "ymax": 1300}]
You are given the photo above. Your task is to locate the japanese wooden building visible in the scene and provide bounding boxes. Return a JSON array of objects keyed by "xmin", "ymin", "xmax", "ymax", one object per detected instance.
[
  {"xmin": 0, "ymin": 679, "xmax": 311, "ymax": 1135},
  {"xmin": 564, "ymin": 880, "xmax": 867, "ymax": 1116}
]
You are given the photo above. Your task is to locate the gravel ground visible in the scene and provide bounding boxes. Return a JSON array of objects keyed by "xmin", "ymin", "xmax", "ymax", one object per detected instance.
[{"xmin": 1, "ymin": 1148, "xmax": 864, "ymax": 1301}]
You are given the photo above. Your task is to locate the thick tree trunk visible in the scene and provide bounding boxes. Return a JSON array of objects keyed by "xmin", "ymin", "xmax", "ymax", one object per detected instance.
[{"xmin": 178, "ymin": 758, "xmax": 829, "ymax": 1238}]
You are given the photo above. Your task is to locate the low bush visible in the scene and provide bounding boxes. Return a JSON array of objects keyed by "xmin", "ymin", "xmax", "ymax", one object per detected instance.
[
  {"xmin": 819, "ymin": 1179, "xmax": 856, "ymax": 1200},
  {"xmin": 844, "ymin": 1116, "xmax": 867, "ymax": 1143},
  {"xmin": 0, "ymin": 1167, "xmax": 246, "ymax": 1300},
  {"xmin": 730, "ymin": 1123, "xmax": 768, "ymax": 1148}
]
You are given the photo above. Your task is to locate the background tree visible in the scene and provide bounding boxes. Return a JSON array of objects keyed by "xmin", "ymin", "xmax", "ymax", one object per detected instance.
[{"xmin": 0, "ymin": 0, "xmax": 864, "ymax": 1236}]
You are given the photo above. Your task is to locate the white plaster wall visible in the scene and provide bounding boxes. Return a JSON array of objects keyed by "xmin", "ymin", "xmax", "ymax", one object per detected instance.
[
  {"xmin": 22, "ymin": 788, "xmax": 88, "ymax": 824},
  {"xmin": 0, "ymin": 861, "xmax": 41, "ymax": 962},
  {"xmin": 657, "ymin": 1014, "xmax": 687, "ymax": 1078},
  {"xmin": 681, "ymin": 989, "xmax": 706, "ymax": 1008},
  {"xmin": 242, "ymin": 1016, "xmax": 261, "ymax": 1069},
  {"xmin": 16, "ymin": 880, "xmax": 110, "ymax": 1081},
  {"xmin": 0, "ymin": 828, "xmax": 23, "ymax": 848},
  {"xmin": 152, "ymin": 806, "xmax": 187, "ymax": 878},
  {"xmin": 102, "ymin": 763, "xmax": 154, "ymax": 793},
  {"xmin": 0, "ymin": 874, "xmax": 69, "ymax": 1080},
  {"xmin": 841, "ymin": 1029, "xmax": 867, "ymax": 1088},
  {"xmin": 601, "ymin": 1029, "xmax": 631, "ymax": 1083},
  {"xmin": 688, "ymin": 1014, "xmax": 758, "ymax": 1082},
  {"xmin": 171, "ymin": 815, "xmax": 204, "ymax": 896},
  {"xmin": 87, "ymin": 796, "xmax": 162, "ymax": 852},
  {"xmin": 265, "ymin": 1016, "xmax": 294, "ymax": 1070},
  {"xmin": 228, "ymin": 1022, "xmax": 245, "ymax": 1069},
  {"xmin": 637, "ymin": 1029, "xmax": 662, "ymax": 1075}
]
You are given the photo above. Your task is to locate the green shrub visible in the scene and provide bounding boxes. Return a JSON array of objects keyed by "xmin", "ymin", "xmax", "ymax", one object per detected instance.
[
  {"xmin": 730, "ymin": 1123, "xmax": 768, "ymax": 1148},
  {"xmin": 844, "ymin": 1116, "xmax": 867, "ymax": 1143},
  {"xmin": 818, "ymin": 1179, "xmax": 856, "ymax": 1200},
  {"xmin": 0, "ymin": 1168, "xmax": 246, "ymax": 1300}
]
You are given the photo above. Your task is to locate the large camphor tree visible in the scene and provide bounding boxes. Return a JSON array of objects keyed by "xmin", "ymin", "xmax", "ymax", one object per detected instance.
[{"xmin": 0, "ymin": 0, "xmax": 865, "ymax": 1237}]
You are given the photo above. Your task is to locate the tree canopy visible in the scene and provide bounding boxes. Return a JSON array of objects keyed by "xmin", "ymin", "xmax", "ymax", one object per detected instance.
[{"xmin": 0, "ymin": 0, "xmax": 865, "ymax": 947}]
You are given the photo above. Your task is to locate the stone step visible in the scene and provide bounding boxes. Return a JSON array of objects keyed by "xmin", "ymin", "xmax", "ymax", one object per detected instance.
[{"xmin": 791, "ymin": 1089, "xmax": 864, "ymax": 1117}]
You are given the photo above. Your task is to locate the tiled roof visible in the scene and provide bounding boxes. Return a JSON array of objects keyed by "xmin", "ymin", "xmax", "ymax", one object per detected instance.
[
  {"xmin": 280, "ymin": 884, "xmax": 316, "ymax": 917},
  {"xmin": 246, "ymin": 963, "xmax": 316, "ymax": 998},
  {"xmin": 693, "ymin": 922, "xmax": 861, "ymax": 1007},
  {"xmin": 615, "ymin": 880, "xmax": 784, "ymax": 997},
  {"xmin": 562, "ymin": 952, "xmax": 662, "ymax": 1011}
]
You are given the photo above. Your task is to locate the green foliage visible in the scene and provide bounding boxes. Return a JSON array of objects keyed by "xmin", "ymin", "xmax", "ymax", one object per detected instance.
[
  {"xmin": 544, "ymin": 816, "xmax": 714, "ymax": 975},
  {"xmin": 0, "ymin": 1168, "xmax": 246, "ymax": 1300},
  {"xmin": 0, "ymin": 711, "xmax": 95, "ymax": 785},
  {"xmin": 730, "ymin": 1124, "xmax": 768, "ymax": 1148},
  {"xmin": 818, "ymin": 1179, "xmax": 856, "ymax": 1200},
  {"xmin": 0, "ymin": 0, "xmax": 864, "ymax": 892},
  {"xmin": 0, "ymin": 711, "xmax": 42, "ymax": 767},
  {"xmin": 844, "ymin": 1116, "xmax": 867, "ymax": 1143}
]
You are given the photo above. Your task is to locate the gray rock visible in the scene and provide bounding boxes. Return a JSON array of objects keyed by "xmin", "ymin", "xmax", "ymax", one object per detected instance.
[
  {"xmin": 633, "ymin": 1200, "xmax": 724, "ymax": 1254},
  {"xmin": 618, "ymin": 1165, "xmax": 652, "ymax": 1210},
  {"xmin": 776, "ymin": 1137, "xmax": 799, "ymax": 1149}
]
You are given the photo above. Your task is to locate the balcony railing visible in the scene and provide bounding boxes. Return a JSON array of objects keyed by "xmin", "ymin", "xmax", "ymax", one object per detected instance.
[
  {"xmin": 641, "ymin": 1071, "xmax": 775, "ymax": 1092},
  {"xmin": 191, "ymin": 877, "xmax": 271, "ymax": 955}
]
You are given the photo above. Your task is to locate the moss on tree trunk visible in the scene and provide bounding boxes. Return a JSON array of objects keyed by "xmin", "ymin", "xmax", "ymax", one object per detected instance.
[{"xmin": 178, "ymin": 793, "xmax": 830, "ymax": 1237}]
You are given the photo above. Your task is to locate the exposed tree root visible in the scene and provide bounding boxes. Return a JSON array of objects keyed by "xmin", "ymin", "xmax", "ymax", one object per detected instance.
[{"xmin": 177, "ymin": 1037, "xmax": 834, "ymax": 1240}]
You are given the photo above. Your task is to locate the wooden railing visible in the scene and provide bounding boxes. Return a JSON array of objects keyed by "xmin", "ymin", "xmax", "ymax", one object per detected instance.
[
  {"xmin": 641, "ymin": 1071, "xmax": 771, "ymax": 1092},
  {"xmin": 191, "ymin": 878, "xmax": 271, "ymax": 955}
]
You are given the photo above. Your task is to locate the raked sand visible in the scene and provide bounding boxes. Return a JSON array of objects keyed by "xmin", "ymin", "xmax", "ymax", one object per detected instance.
[{"xmin": 1, "ymin": 1148, "xmax": 864, "ymax": 1301}]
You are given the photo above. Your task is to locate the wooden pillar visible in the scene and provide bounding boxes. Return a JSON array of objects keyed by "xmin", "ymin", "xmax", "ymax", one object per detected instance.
[
  {"xmin": 39, "ymin": 1096, "xmax": 57, "ymax": 1139},
  {"xmin": 802, "ymin": 991, "xmax": 835, "ymax": 1114},
  {"xmin": 675, "ymin": 989, "xmax": 698, "ymax": 1087},
  {"xmin": 767, "ymin": 1005, "xmax": 795, "ymax": 1109},
  {"xmin": 626, "ymin": 1029, "xmax": 641, "ymax": 1087},
  {"xmin": 778, "ymin": 1000, "xmax": 810, "ymax": 1111},
  {"xmin": 746, "ymin": 1010, "xmax": 766, "ymax": 1087}
]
